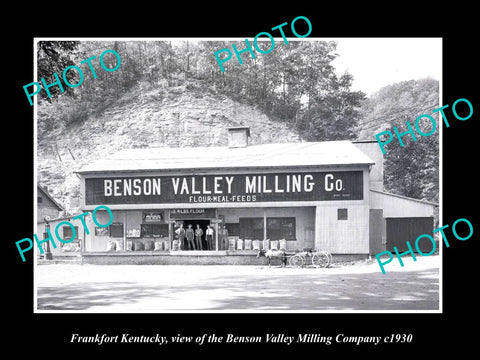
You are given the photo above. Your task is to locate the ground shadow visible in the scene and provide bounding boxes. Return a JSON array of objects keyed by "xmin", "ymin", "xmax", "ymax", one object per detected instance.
[{"xmin": 37, "ymin": 267, "xmax": 439, "ymax": 311}]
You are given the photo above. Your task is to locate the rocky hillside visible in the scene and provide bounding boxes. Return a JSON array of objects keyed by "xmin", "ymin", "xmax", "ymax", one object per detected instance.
[{"xmin": 37, "ymin": 82, "xmax": 302, "ymax": 214}]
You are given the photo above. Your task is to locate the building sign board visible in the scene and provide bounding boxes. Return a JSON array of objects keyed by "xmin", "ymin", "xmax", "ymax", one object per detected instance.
[
  {"xmin": 142, "ymin": 211, "xmax": 164, "ymax": 222},
  {"xmin": 169, "ymin": 209, "xmax": 216, "ymax": 219},
  {"xmin": 85, "ymin": 171, "xmax": 363, "ymax": 205}
]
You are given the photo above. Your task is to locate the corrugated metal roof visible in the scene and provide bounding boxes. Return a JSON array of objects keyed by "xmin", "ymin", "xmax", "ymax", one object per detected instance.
[{"xmin": 76, "ymin": 140, "xmax": 375, "ymax": 174}]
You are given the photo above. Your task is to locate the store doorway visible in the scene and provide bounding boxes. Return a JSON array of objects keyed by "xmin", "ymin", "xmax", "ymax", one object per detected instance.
[{"xmin": 183, "ymin": 219, "xmax": 211, "ymax": 250}]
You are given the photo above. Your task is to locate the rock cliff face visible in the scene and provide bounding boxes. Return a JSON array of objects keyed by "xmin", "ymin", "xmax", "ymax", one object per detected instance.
[{"xmin": 37, "ymin": 84, "xmax": 302, "ymax": 214}]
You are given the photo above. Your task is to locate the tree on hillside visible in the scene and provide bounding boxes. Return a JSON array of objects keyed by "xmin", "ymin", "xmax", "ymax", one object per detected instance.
[
  {"xmin": 357, "ymin": 78, "xmax": 439, "ymax": 203},
  {"xmin": 37, "ymin": 41, "xmax": 79, "ymax": 101},
  {"xmin": 299, "ymin": 71, "xmax": 365, "ymax": 141},
  {"xmin": 37, "ymin": 39, "xmax": 365, "ymax": 143},
  {"xmin": 192, "ymin": 40, "xmax": 365, "ymax": 141}
]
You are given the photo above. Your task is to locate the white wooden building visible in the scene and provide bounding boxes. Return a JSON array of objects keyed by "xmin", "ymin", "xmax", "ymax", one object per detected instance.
[{"xmin": 72, "ymin": 127, "xmax": 437, "ymax": 264}]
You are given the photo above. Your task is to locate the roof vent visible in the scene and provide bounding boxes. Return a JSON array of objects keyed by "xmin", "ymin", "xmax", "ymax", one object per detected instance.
[{"xmin": 228, "ymin": 127, "xmax": 250, "ymax": 148}]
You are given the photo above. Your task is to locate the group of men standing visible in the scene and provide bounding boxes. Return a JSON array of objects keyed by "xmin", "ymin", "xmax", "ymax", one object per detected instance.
[{"xmin": 175, "ymin": 223, "xmax": 229, "ymax": 250}]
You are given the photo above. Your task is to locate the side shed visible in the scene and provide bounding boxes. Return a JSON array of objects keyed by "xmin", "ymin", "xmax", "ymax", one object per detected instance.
[{"xmin": 369, "ymin": 190, "xmax": 438, "ymax": 253}]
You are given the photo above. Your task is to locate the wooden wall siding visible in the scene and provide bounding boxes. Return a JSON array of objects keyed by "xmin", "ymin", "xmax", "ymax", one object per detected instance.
[
  {"xmin": 353, "ymin": 142, "xmax": 384, "ymax": 191},
  {"xmin": 218, "ymin": 206, "xmax": 315, "ymax": 251},
  {"xmin": 221, "ymin": 207, "xmax": 264, "ymax": 222},
  {"xmin": 86, "ymin": 210, "xmax": 167, "ymax": 252},
  {"xmin": 38, "ymin": 191, "xmax": 62, "ymax": 210},
  {"xmin": 84, "ymin": 207, "xmax": 316, "ymax": 252},
  {"xmin": 315, "ymin": 204, "xmax": 370, "ymax": 254},
  {"xmin": 84, "ymin": 209, "xmax": 117, "ymax": 251},
  {"xmin": 370, "ymin": 190, "xmax": 435, "ymax": 218},
  {"xmin": 36, "ymin": 216, "xmax": 87, "ymax": 256},
  {"xmin": 37, "ymin": 191, "xmax": 63, "ymax": 223},
  {"xmin": 37, "ymin": 207, "xmax": 61, "ymax": 224}
]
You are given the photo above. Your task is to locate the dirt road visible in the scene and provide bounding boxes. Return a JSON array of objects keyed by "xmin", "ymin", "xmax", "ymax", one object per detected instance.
[{"xmin": 35, "ymin": 255, "xmax": 440, "ymax": 312}]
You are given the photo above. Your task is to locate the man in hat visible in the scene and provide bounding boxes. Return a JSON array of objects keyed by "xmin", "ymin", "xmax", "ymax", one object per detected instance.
[
  {"xmin": 195, "ymin": 224, "xmax": 203, "ymax": 250},
  {"xmin": 186, "ymin": 224, "xmax": 195, "ymax": 250},
  {"xmin": 175, "ymin": 223, "xmax": 186, "ymax": 250}
]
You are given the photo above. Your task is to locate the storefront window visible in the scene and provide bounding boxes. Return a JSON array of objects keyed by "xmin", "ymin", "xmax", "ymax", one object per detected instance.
[
  {"xmin": 225, "ymin": 223, "xmax": 240, "ymax": 236},
  {"xmin": 141, "ymin": 223, "xmax": 169, "ymax": 238},
  {"xmin": 267, "ymin": 217, "xmax": 296, "ymax": 240},
  {"xmin": 63, "ymin": 226, "xmax": 78, "ymax": 240},
  {"xmin": 110, "ymin": 223, "xmax": 124, "ymax": 237},
  {"xmin": 239, "ymin": 217, "xmax": 264, "ymax": 240}
]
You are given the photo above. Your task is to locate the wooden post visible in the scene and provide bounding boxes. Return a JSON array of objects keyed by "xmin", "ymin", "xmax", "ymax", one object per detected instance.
[
  {"xmin": 53, "ymin": 144, "xmax": 62, "ymax": 162},
  {"xmin": 123, "ymin": 212, "xmax": 127, "ymax": 252},
  {"xmin": 263, "ymin": 209, "xmax": 267, "ymax": 241},
  {"xmin": 67, "ymin": 147, "xmax": 76, "ymax": 160},
  {"xmin": 214, "ymin": 210, "xmax": 219, "ymax": 251}
]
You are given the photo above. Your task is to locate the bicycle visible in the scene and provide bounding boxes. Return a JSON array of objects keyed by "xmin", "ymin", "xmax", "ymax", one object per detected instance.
[{"xmin": 288, "ymin": 249, "xmax": 332, "ymax": 268}]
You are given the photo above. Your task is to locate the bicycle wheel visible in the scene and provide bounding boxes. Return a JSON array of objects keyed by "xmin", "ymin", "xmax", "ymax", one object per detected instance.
[
  {"xmin": 289, "ymin": 254, "xmax": 304, "ymax": 268},
  {"xmin": 312, "ymin": 252, "xmax": 330, "ymax": 268}
]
